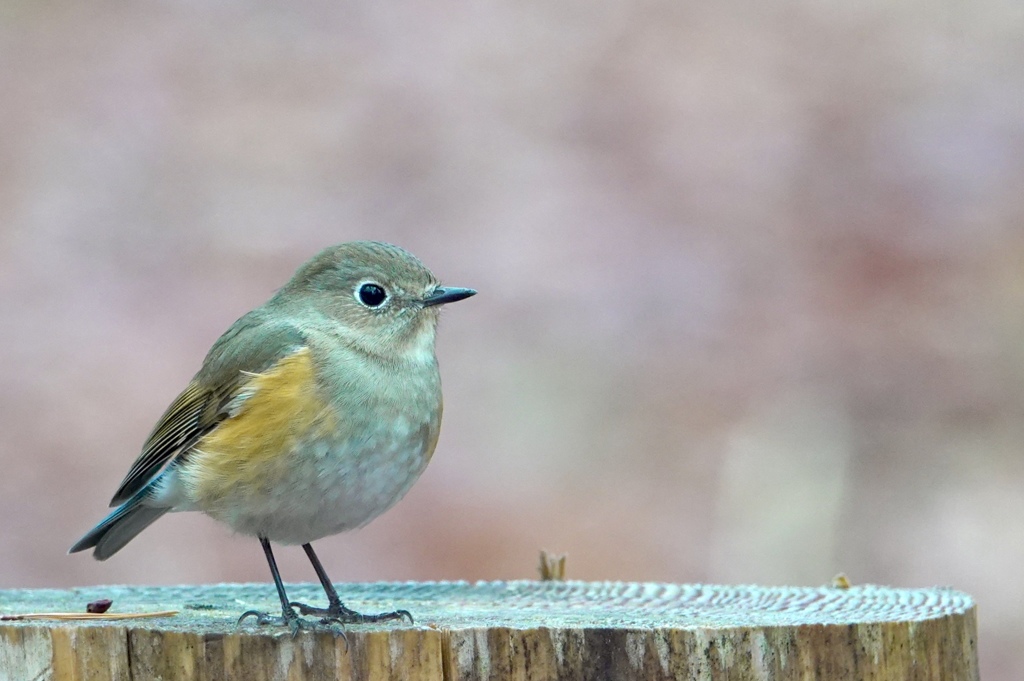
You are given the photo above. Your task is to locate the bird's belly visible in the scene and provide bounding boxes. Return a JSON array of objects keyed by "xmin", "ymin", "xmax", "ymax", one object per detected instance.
[{"xmin": 180, "ymin": 425, "xmax": 437, "ymax": 545}]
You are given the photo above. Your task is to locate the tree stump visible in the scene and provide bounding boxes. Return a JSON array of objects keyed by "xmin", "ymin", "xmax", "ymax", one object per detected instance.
[{"xmin": 0, "ymin": 581, "xmax": 977, "ymax": 680}]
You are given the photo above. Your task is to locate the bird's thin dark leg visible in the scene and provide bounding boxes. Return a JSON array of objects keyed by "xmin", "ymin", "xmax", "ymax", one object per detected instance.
[
  {"xmin": 238, "ymin": 537, "xmax": 305, "ymax": 634},
  {"xmin": 289, "ymin": 543, "xmax": 412, "ymax": 624}
]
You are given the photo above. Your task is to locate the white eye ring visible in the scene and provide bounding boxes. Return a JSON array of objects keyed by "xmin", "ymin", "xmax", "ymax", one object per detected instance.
[{"xmin": 354, "ymin": 281, "xmax": 389, "ymax": 308}]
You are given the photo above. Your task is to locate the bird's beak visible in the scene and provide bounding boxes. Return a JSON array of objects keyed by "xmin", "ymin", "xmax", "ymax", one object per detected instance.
[{"xmin": 422, "ymin": 286, "xmax": 477, "ymax": 307}]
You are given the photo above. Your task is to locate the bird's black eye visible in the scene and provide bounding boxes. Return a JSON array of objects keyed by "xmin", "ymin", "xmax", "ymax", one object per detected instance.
[{"xmin": 357, "ymin": 282, "xmax": 388, "ymax": 308}]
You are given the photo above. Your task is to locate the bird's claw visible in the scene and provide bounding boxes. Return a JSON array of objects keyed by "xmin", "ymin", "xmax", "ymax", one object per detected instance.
[
  {"xmin": 237, "ymin": 609, "xmax": 283, "ymax": 626},
  {"xmin": 237, "ymin": 600, "xmax": 411, "ymax": 640},
  {"xmin": 237, "ymin": 608, "xmax": 316, "ymax": 638}
]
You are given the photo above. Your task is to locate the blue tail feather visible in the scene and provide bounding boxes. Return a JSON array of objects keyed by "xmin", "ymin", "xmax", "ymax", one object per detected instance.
[{"xmin": 69, "ymin": 485, "xmax": 169, "ymax": 560}]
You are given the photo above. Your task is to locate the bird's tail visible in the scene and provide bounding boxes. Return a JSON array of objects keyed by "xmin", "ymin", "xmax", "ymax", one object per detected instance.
[{"xmin": 69, "ymin": 487, "xmax": 169, "ymax": 561}]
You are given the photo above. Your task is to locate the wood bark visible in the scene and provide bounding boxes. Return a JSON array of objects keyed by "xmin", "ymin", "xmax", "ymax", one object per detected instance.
[{"xmin": 0, "ymin": 581, "xmax": 978, "ymax": 680}]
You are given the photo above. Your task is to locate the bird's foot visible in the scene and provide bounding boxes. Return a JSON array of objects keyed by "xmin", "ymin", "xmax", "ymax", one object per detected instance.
[
  {"xmin": 237, "ymin": 606, "xmax": 320, "ymax": 638},
  {"xmin": 290, "ymin": 599, "xmax": 413, "ymax": 625}
]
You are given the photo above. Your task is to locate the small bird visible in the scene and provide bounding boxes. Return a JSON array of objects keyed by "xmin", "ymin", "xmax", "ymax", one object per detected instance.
[{"xmin": 70, "ymin": 241, "xmax": 475, "ymax": 631}]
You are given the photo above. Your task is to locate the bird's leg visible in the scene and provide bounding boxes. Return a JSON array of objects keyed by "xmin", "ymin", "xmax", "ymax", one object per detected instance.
[
  {"xmin": 290, "ymin": 543, "xmax": 412, "ymax": 624},
  {"xmin": 238, "ymin": 537, "xmax": 308, "ymax": 636}
]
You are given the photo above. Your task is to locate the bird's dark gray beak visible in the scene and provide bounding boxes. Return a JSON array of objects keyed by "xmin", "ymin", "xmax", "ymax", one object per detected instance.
[{"xmin": 422, "ymin": 286, "xmax": 477, "ymax": 307}]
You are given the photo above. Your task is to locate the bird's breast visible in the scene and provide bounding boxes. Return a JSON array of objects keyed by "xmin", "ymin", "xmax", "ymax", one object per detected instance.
[{"xmin": 178, "ymin": 346, "xmax": 443, "ymax": 544}]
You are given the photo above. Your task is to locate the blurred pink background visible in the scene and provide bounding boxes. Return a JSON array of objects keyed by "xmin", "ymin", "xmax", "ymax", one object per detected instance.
[{"xmin": 2, "ymin": 1, "xmax": 1023, "ymax": 677}]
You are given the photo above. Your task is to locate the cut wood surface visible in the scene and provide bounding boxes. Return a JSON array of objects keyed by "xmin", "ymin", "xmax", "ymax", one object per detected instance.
[{"xmin": 0, "ymin": 581, "xmax": 977, "ymax": 680}]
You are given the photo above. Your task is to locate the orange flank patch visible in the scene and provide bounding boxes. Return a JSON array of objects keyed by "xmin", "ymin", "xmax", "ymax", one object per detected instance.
[{"xmin": 186, "ymin": 348, "xmax": 338, "ymax": 510}]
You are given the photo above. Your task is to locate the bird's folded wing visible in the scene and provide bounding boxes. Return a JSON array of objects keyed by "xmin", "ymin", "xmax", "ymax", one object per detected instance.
[{"xmin": 108, "ymin": 315, "xmax": 307, "ymax": 506}]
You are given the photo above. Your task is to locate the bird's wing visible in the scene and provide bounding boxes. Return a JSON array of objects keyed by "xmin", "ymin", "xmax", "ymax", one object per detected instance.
[{"xmin": 108, "ymin": 313, "xmax": 307, "ymax": 506}]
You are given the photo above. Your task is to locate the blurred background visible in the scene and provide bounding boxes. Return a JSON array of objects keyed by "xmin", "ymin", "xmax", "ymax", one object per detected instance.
[{"xmin": 1, "ymin": 0, "xmax": 1022, "ymax": 677}]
